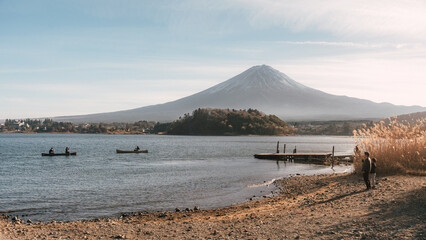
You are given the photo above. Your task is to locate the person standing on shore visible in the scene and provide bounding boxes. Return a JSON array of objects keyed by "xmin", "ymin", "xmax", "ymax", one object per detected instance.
[
  {"xmin": 362, "ymin": 152, "xmax": 372, "ymax": 190},
  {"xmin": 370, "ymin": 158, "xmax": 377, "ymax": 189}
]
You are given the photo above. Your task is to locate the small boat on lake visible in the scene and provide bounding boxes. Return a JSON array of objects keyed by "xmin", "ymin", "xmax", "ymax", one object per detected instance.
[
  {"xmin": 42, "ymin": 152, "xmax": 77, "ymax": 156},
  {"xmin": 116, "ymin": 149, "xmax": 148, "ymax": 154}
]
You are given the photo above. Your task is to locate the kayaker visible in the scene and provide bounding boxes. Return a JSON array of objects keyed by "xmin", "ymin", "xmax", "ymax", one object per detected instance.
[
  {"xmin": 65, "ymin": 147, "xmax": 70, "ymax": 154},
  {"xmin": 49, "ymin": 148, "xmax": 54, "ymax": 154},
  {"xmin": 134, "ymin": 146, "xmax": 140, "ymax": 151}
]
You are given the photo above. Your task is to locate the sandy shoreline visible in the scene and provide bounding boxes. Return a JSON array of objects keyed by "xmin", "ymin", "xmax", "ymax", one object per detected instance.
[{"xmin": 1, "ymin": 173, "xmax": 425, "ymax": 239}]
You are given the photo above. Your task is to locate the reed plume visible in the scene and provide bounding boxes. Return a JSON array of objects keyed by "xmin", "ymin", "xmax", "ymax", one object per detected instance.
[{"xmin": 353, "ymin": 118, "xmax": 425, "ymax": 175}]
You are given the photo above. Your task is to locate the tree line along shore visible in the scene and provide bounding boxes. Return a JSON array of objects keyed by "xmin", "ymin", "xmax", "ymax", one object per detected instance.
[
  {"xmin": 1, "ymin": 108, "xmax": 373, "ymax": 135},
  {"xmin": 3, "ymin": 108, "xmax": 424, "ymax": 175}
]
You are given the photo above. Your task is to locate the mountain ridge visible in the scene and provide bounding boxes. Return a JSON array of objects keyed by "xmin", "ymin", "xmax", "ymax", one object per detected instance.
[{"xmin": 54, "ymin": 65, "xmax": 425, "ymax": 123}]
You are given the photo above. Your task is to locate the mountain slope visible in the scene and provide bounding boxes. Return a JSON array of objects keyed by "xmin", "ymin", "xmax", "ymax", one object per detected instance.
[{"xmin": 54, "ymin": 65, "xmax": 425, "ymax": 123}]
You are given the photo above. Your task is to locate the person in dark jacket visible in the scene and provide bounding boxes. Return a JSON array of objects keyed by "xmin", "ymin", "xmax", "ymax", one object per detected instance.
[
  {"xmin": 362, "ymin": 152, "xmax": 371, "ymax": 190},
  {"xmin": 49, "ymin": 148, "xmax": 54, "ymax": 155},
  {"xmin": 370, "ymin": 158, "xmax": 377, "ymax": 189}
]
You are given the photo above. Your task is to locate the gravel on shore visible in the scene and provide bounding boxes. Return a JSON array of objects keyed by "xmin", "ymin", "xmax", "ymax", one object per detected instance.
[{"xmin": 1, "ymin": 173, "xmax": 425, "ymax": 239}]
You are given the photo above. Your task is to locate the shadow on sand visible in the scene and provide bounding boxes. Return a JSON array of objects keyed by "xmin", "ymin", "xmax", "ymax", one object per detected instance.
[{"xmin": 322, "ymin": 187, "xmax": 426, "ymax": 239}]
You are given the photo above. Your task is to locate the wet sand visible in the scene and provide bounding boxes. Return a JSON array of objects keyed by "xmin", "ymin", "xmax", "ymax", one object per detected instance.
[{"xmin": 1, "ymin": 173, "xmax": 425, "ymax": 239}]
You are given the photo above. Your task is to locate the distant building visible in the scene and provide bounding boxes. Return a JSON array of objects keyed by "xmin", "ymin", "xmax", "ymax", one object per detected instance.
[{"xmin": 12, "ymin": 121, "xmax": 30, "ymax": 131}]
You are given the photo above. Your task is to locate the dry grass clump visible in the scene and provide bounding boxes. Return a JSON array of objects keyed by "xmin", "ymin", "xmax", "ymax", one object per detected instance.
[{"xmin": 353, "ymin": 118, "xmax": 426, "ymax": 175}]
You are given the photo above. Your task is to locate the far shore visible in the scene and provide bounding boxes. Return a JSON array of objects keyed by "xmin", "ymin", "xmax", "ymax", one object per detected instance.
[
  {"xmin": 0, "ymin": 131, "xmax": 150, "ymax": 135},
  {"xmin": 1, "ymin": 173, "xmax": 424, "ymax": 239},
  {"xmin": 0, "ymin": 131, "xmax": 348, "ymax": 137}
]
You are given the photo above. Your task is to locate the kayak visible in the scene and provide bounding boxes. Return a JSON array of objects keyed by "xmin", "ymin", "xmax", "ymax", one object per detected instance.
[
  {"xmin": 116, "ymin": 149, "xmax": 148, "ymax": 154},
  {"xmin": 42, "ymin": 152, "xmax": 77, "ymax": 156}
]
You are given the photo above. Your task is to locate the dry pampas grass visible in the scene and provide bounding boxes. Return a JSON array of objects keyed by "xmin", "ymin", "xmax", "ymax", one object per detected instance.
[{"xmin": 353, "ymin": 118, "xmax": 426, "ymax": 175}]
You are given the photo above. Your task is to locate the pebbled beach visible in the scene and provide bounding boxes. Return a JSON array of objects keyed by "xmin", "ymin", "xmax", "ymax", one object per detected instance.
[{"xmin": 1, "ymin": 173, "xmax": 425, "ymax": 239}]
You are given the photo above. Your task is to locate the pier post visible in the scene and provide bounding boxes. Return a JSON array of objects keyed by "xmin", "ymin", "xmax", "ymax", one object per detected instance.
[
  {"xmin": 283, "ymin": 144, "xmax": 286, "ymax": 153},
  {"xmin": 276, "ymin": 141, "xmax": 279, "ymax": 153},
  {"xmin": 331, "ymin": 146, "xmax": 335, "ymax": 168}
]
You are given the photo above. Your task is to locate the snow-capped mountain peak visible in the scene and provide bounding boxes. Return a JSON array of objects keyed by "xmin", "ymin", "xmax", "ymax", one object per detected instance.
[{"xmin": 203, "ymin": 65, "xmax": 308, "ymax": 94}]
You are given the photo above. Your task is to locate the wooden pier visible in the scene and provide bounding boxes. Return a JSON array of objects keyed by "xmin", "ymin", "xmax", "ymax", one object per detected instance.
[
  {"xmin": 255, "ymin": 152, "xmax": 329, "ymax": 160},
  {"xmin": 254, "ymin": 153, "xmax": 353, "ymax": 164},
  {"xmin": 254, "ymin": 142, "xmax": 354, "ymax": 164}
]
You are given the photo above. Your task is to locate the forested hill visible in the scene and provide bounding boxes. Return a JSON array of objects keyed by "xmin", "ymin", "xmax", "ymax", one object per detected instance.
[
  {"xmin": 164, "ymin": 108, "xmax": 293, "ymax": 135},
  {"xmin": 386, "ymin": 111, "xmax": 426, "ymax": 124}
]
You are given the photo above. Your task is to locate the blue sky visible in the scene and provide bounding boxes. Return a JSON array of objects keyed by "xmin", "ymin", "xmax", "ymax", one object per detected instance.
[{"xmin": 1, "ymin": 0, "xmax": 426, "ymax": 119}]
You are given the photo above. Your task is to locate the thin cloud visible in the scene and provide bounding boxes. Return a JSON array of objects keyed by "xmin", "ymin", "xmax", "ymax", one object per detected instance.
[
  {"xmin": 236, "ymin": 0, "xmax": 426, "ymax": 41},
  {"xmin": 273, "ymin": 41, "xmax": 410, "ymax": 49},
  {"xmin": 1, "ymin": 97, "xmax": 28, "ymax": 104},
  {"xmin": 227, "ymin": 48, "xmax": 264, "ymax": 54},
  {"xmin": 0, "ymin": 66, "xmax": 93, "ymax": 74},
  {"xmin": 274, "ymin": 48, "xmax": 426, "ymax": 107}
]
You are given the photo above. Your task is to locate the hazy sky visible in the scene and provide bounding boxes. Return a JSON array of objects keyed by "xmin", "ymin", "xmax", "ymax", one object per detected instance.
[{"xmin": 1, "ymin": 0, "xmax": 426, "ymax": 119}]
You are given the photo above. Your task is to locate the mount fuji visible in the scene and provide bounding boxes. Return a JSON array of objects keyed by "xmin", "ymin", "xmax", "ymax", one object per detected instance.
[{"xmin": 54, "ymin": 65, "xmax": 425, "ymax": 123}]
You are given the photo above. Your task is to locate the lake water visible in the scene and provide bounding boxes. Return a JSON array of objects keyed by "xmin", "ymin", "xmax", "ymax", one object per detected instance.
[{"xmin": 0, "ymin": 133, "xmax": 355, "ymax": 222}]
